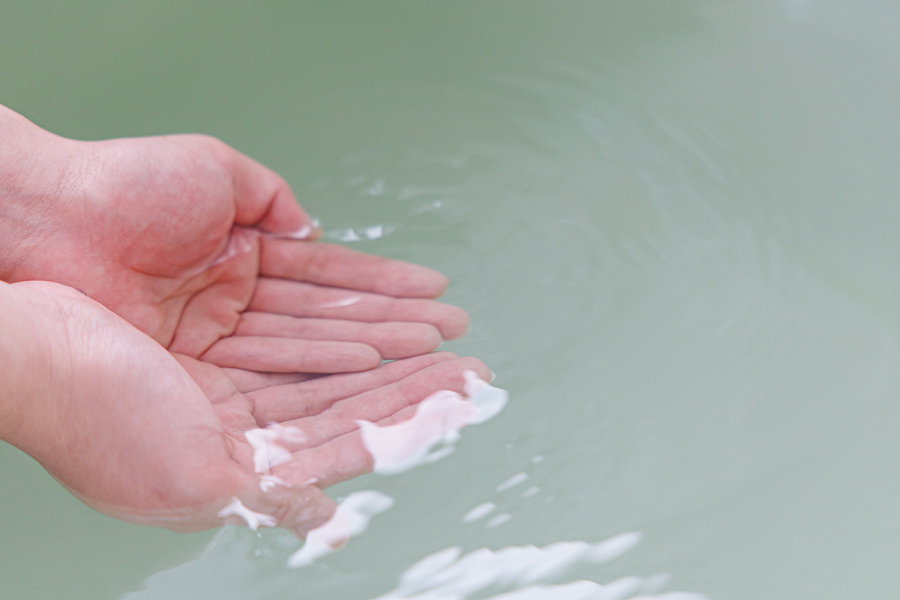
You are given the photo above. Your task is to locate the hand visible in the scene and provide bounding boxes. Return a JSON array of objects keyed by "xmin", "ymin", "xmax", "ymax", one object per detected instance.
[
  {"xmin": 0, "ymin": 107, "xmax": 468, "ymax": 377},
  {"xmin": 0, "ymin": 281, "xmax": 489, "ymax": 535}
]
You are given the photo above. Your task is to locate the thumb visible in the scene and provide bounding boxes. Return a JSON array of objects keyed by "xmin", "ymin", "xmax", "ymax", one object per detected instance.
[{"xmin": 224, "ymin": 147, "xmax": 320, "ymax": 239}]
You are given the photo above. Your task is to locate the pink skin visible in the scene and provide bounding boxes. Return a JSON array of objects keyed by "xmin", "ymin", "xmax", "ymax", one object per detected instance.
[
  {"xmin": 0, "ymin": 104, "xmax": 469, "ymax": 377},
  {"xmin": 0, "ymin": 105, "xmax": 490, "ymax": 535},
  {"xmin": 0, "ymin": 281, "xmax": 489, "ymax": 536}
]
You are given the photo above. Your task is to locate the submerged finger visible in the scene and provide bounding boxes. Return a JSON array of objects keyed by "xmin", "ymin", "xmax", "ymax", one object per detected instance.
[
  {"xmin": 250, "ymin": 279, "xmax": 470, "ymax": 340},
  {"xmin": 236, "ymin": 313, "xmax": 443, "ymax": 359},
  {"xmin": 260, "ymin": 238, "xmax": 448, "ymax": 298},
  {"xmin": 271, "ymin": 429, "xmax": 375, "ymax": 490},
  {"xmin": 227, "ymin": 482, "xmax": 336, "ymax": 539},
  {"xmin": 248, "ymin": 352, "xmax": 457, "ymax": 424},
  {"xmin": 202, "ymin": 336, "xmax": 382, "ymax": 373},
  {"xmin": 276, "ymin": 357, "xmax": 491, "ymax": 449},
  {"xmin": 273, "ymin": 392, "xmax": 476, "ymax": 489}
]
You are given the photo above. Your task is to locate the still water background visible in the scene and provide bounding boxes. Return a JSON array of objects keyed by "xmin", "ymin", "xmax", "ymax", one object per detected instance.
[{"xmin": 3, "ymin": 1, "xmax": 900, "ymax": 598}]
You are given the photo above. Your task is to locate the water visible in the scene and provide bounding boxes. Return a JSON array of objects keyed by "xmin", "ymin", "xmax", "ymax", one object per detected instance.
[{"xmin": 3, "ymin": 1, "xmax": 900, "ymax": 598}]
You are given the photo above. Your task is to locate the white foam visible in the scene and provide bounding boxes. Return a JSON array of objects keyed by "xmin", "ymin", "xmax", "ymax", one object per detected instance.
[
  {"xmin": 331, "ymin": 228, "xmax": 362, "ymax": 242},
  {"xmin": 400, "ymin": 546, "xmax": 462, "ymax": 583},
  {"xmin": 375, "ymin": 533, "xmax": 648, "ymax": 600},
  {"xmin": 327, "ymin": 225, "xmax": 395, "ymax": 242},
  {"xmin": 496, "ymin": 472, "xmax": 529, "ymax": 492},
  {"xmin": 479, "ymin": 578, "xmax": 641, "ymax": 600},
  {"xmin": 365, "ymin": 224, "xmax": 384, "ymax": 238},
  {"xmin": 366, "ymin": 180, "xmax": 385, "ymax": 196},
  {"xmin": 521, "ymin": 486, "xmax": 541, "ymax": 499},
  {"xmin": 464, "ymin": 370, "xmax": 509, "ymax": 424},
  {"xmin": 586, "ymin": 533, "xmax": 646, "ymax": 564},
  {"xmin": 463, "ymin": 502, "xmax": 498, "ymax": 523},
  {"xmin": 244, "ymin": 424, "xmax": 306, "ymax": 478},
  {"xmin": 287, "ymin": 491, "xmax": 394, "ymax": 568},
  {"xmin": 486, "ymin": 513, "xmax": 512, "ymax": 528},
  {"xmin": 278, "ymin": 224, "xmax": 314, "ymax": 240},
  {"xmin": 357, "ymin": 371, "xmax": 509, "ymax": 475},
  {"xmin": 259, "ymin": 474, "xmax": 290, "ymax": 492},
  {"xmin": 216, "ymin": 497, "xmax": 277, "ymax": 531},
  {"xmin": 270, "ymin": 219, "xmax": 321, "ymax": 240},
  {"xmin": 357, "ymin": 390, "xmax": 476, "ymax": 475}
]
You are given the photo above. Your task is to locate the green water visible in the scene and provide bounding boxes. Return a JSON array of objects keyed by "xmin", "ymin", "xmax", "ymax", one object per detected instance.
[{"xmin": 3, "ymin": 1, "xmax": 900, "ymax": 598}]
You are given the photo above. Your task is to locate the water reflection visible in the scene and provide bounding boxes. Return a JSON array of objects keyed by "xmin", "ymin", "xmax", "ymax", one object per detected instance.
[
  {"xmin": 124, "ymin": 526, "xmax": 706, "ymax": 600},
  {"xmin": 371, "ymin": 534, "xmax": 639, "ymax": 599},
  {"xmin": 123, "ymin": 365, "xmax": 706, "ymax": 599},
  {"xmin": 8, "ymin": 0, "xmax": 900, "ymax": 596}
]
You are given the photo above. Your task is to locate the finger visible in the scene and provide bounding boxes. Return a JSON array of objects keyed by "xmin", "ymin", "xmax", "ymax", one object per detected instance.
[
  {"xmin": 236, "ymin": 313, "xmax": 443, "ymax": 360},
  {"xmin": 260, "ymin": 238, "xmax": 448, "ymax": 298},
  {"xmin": 232, "ymin": 483, "xmax": 336, "ymax": 539},
  {"xmin": 277, "ymin": 357, "xmax": 491, "ymax": 449},
  {"xmin": 248, "ymin": 352, "xmax": 458, "ymax": 424},
  {"xmin": 222, "ymin": 144, "xmax": 317, "ymax": 237},
  {"xmin": 201, "ymin": 336, "xmax": 382, "ymax": 373},
  {"xmin": 272, "ymin": 394, "xmax": 472, "ymax": 489},
  {"xmin": 273, "ymin": 484, "xmax": 337, "ymax": 539},
  {"xmin": 221, "ymin": 368, "xmax": 317, "ymax": 394},
  {"xmin": 250, "ymin": 279, "xmax": 470, "ymax": 340},
  {"xmin": 272, "ymin": 429, "xmax": 375, "ymax": 490}
]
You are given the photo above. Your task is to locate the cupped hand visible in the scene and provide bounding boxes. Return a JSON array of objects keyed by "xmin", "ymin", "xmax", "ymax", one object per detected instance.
[
  {"xmin": 3, "ymin": 280, "xmax": 488, "ymax": 536},
  {"xmin": 1, "ymin": 118, "xmax": 468, "ymax": 375}
]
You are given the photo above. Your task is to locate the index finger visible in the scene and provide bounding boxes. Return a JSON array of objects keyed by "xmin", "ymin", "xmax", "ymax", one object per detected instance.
[{"xmin": 259, "ymin": 238, "xmax": 448, "ymax": 299}]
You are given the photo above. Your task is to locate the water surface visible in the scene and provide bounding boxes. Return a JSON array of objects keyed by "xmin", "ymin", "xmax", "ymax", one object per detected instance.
[{"xmin": 3, "ymin": 2, "xmax": 900, "ymax": 598}]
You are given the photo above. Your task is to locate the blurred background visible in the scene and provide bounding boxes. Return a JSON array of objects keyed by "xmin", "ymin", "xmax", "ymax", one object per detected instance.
[{"xmin": 3, "ymin": 2, "xmax": 900, "ymax": 598}]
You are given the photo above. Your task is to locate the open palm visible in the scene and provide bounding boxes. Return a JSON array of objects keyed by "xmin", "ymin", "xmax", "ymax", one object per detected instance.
[
  {"xmin": 6, "ymin": 281, "xmax": 488, "ymax": 536},
  {"xmin": 1, "ymin": 108, "xmax": 493, "ymax": 537},
  {"xmin": 6, "ymin": 132, "xmax": 468, "ymax": 376}
]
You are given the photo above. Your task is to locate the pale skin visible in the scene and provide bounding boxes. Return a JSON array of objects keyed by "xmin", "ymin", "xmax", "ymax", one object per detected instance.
[{"xmin": 0, "ymin": 105, "xmax": 489, "ymax": 536}]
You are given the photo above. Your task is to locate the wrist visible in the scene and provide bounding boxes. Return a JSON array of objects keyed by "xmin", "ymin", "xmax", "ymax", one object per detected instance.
[
  {"xmin": 0, "ymin": 105, "xmax": 86, "ymax": 281},
  {"xmin": 0, "ymin": 282, "xmax": 51, "ymax": 446}
]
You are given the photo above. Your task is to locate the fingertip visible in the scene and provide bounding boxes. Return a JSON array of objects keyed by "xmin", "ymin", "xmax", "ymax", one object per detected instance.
[
  {"xmin": 438, "ymin": 305, "xmax": 471, "ymax": 340},
  {"xmin": 380, "ymin": 261, "xmax": 448, "ymax": 298},
  {"xmin": 358, "ymin": 344, "xmax": 385, "ymax": 371},
  {"xmin": 421, "ymin": 324, "xmax": 444, "ymax": 352},
  {"xmin": 455, "ymin": 356, "xmax": 492, "ymax": 383},
  {"xmin": 415, "ymin": 268, "xmax": 449, "ymax": 298},
  {"xmin": 273, "ymin": 485, "xmax": 338, "ymax": 540},
  {"xmin": 364, "ymin": 322, "xmax": 443, "ymax": 359}
]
